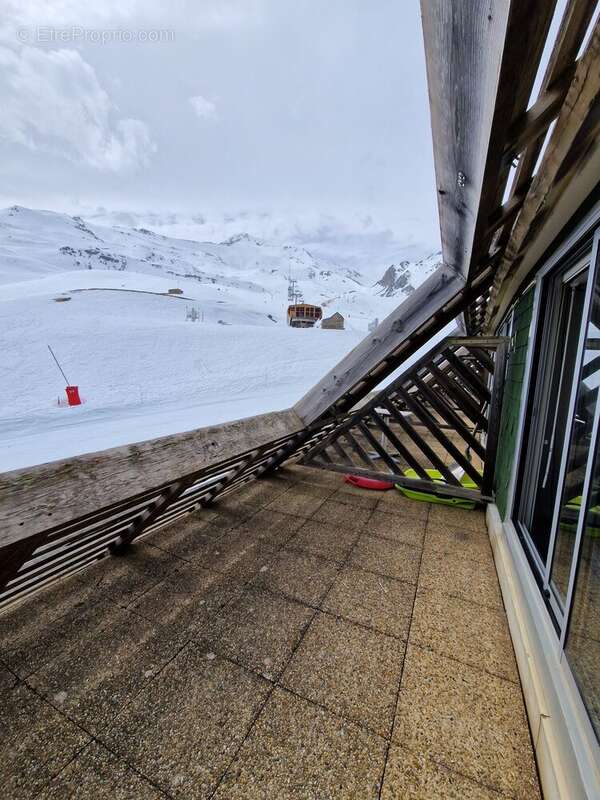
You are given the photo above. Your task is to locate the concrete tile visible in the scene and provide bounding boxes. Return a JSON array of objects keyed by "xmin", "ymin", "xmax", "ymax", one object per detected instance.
[
  {"xmin": 287, "ymin": 481, "xmax": 336, "ymax": 499},
  {"xmin": 209, "ymin": 586, "xmax": 313, "ymax": 680},
  {"xmin": 195, "ymin": 530, "xmax": 276, "ymax": 582},
  {"xmin": 252, "ymin": 548, "xmax": 340, "ymax": 606},
  {"xmin": 424, "ymin": 521, "xmax": 493, "ymax": 564},
  {"xmin": 350, "ymin": 535, "xmax": 421, "ymax": 584},
  {"xmin": 381, "ymin": 744, "xmax": 508, "ymax": 799},
  {"xmin": 272, "ymin": 463, "xmax": 305, "ymax": 482},
  {"xmin": 0, "ymin": 572, "xmax": 110, "ymax": 674},
  {"xmin": 287, "ymin": 519, "xmax": 360, "ymax": 563},
  {"xmin": 281, "ymin": 613, "xmax": 404, "ymax": 737},
  {"xmin": 231, "ymin": 508, "xmax": 305, "ymax": 550},
  {"xmin": 141, "ymin": 513, "xmax": 223, "ymax": 560},
  {"xmin": 410, "ymin": 590, "xmax": 519, "ymax": 682},
  {"xmin": 368, "ymin": 509, "xmax": 427, "ymax": 548},
  {"xmin": 419, "ymin": 548, "xmax": 503, "ymax": 610},
  {"xmin": 208, "ymin": 501, "xmax": 259, "ymax": 532},
  {"xmin": 376, "ymin": 490, "xmax": 430, "ymax": 520},
  {"xmin": 0, "ymin": 668, "xmax": 90, "ymax": 800},
  {"xmin": 130, "ymin": 561, "xmax": 243, "ymax": 636},
  {"xmin": 214, "ymin": 488, "xmax": 263, "ymax": 509},
  {"xmin": 0, "ymin": 593, "xmax": 117, "ymax": 679},
  {"xmin": 393, "ymin": 645, "xmax": 540, "ymax": 800},
  {"xmin": 86, "ymin": 543, "xmax": 182, "ymax": 606},
  {"xmin": 214, "ymin": 687, "xmax": 386, "ymax": 799},
  {"xmin": 37, "ymin": 741, "xmax": 163, "ymax": 800},
  {"xmin": 428, "ymin": 504, "xmax": 487, "ymax": 533},
  {"xmin": 331, "ymin": 485, "xmax": 381, "ymax": 509},
  {"xmin": 231, "ymin": 479, "xmax": 293, "ymax": 508},
  {"xmin": 27, "ymin": 607, "xmax": 187, "ymax": 735},
  {"xmin": 311, "ymin": 499, "xmax": 373, "ymax": 531},
  {"xmin": 323, "ymin": 566, "xmax": 415, "ymax": 639},
  {"xmin": 265, "ymin": 486, "xmax": 330, "ymax": 518},
  {"xmin": 101, "ymin": 645, "xmax": 270, "ymax": 800},
  {"xmin": 280, "ymin": 464, "xmax": 342, "ymax": 487}
]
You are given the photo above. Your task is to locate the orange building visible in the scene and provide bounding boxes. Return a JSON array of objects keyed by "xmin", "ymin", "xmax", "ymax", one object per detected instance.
[{"xmin": 287, "ymin": 304, "xmax": 322, "ymax": 328}]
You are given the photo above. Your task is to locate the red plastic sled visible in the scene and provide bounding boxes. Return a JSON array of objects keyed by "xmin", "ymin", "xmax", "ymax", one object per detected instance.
[{"xmin": 344, "ymin": 474, "xmax": 394, "ymax": 491}]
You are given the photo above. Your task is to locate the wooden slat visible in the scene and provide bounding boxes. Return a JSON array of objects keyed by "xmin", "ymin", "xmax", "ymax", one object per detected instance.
[
  {"xmin": 357, "ymin": 421, "xmax": 401, "ymax": 474},
  {"xmin": 0, "ymin": 408, "xmax": 304, "ymax": 549},
  {"xmin": 341, "ymin": 431, "xmax": 375, "ymax": 469},
  {"xmin": 504, "ymin": 62, "xmax": 577, "ymax": 159},
  {"xmin": 443, "ymin": 350, "xmax": 491, "ymax": 404},
  {"xmin": 380, "ymin": 399, "xmax": 461, "ymax": 486},
  {"xmin": 467, "ymin": 345, "xmax": 495, "ymax": 375},
  {"xmin": 294, "ymin": 266, "xmax": 464, "ymax": 424},
  {"xmin": 369, "ymin": 410, "xmax": 431, "ymax": 480},
  {"xmin": 428, "ymin": 363, "xmax": 489, "ymax": 430},
  {"xmin": 487, "ymin": 19, "xmax": 600, "ymax": 326},
  {"xmin": 510, "ymin": 0, "xmax": 598, "ymax": 200},
  {"xmin": 330, "ymin": 437, "xmax": 356, "ymax": 468},
  {"xmin": 110, "ymin": 477, "xmax": 198, "ymax": 552},
  {"xmin": 396, "ymin": 387, "xmax": 483, "ymax": 486},
  {"xmin": 412, "ymin": 375, "xmax": 486, "ymax": 460}
]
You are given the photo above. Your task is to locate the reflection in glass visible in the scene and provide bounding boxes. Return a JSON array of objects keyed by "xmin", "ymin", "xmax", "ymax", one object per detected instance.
[
  {"xmin": 565, "ymin": 404, "xmax": 600, "ymax": 739},
  {"xmin": 551, "ymin": 329, "xmax": 600, "ymax": 604},
  {"xmin": 551, "ymin": 263, "xmax": 600, "ymax": 606},
  {"xmin": 524, "ymin": 269, "xmax": 588, "ymax": 564},
  {"xmin": 564, "ymin": 264, "xmax": 600, "ymax": 738}
]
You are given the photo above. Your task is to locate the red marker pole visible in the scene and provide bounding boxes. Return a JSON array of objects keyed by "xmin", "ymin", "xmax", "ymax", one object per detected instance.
[{"xmin": 48, "ymin": 345, "xmax": 82, "ymax": 406}]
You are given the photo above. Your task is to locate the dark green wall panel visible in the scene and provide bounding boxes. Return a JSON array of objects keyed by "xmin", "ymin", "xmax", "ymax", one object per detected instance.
[{"xmin": 494, "ymin": 288, "xmax": 535, "ymax": 518}]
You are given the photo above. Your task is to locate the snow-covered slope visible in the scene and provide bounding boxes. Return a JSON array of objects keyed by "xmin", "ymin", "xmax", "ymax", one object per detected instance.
[
  {"xmin": 0, "ymin": 205, "xmax": 440, "ymax": 327},
  {"xmin": 0, "ymin": 206, "xmax": 441, "ymax": 470}
]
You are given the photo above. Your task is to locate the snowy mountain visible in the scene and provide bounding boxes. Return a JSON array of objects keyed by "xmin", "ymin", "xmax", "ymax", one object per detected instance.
[
  {"xmin": 0, "ymin": 205, "xmax": 440, "ymax": 328},
  {"xmin": 0, "ymin": 205, "xmax": 441, "ymax": 470}
]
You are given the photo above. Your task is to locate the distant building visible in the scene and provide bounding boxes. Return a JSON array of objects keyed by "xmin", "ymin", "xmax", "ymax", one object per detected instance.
[
  {"xmin": 321, "ymin": 312, "xmax": 344, "ymax": 330},
  {"xmin": 168, "ymin": 288, "xmax": 183, "ymax": 295},
  {"xmin": 287, "ymin": 304, "xmax": 322, "ymax": 328}
]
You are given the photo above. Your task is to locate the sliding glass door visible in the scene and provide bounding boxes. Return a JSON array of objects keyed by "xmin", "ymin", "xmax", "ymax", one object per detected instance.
[
  {"xmin": 550, "ymin": 285, "xmax": 600, "ymax": 609},
  {"xmin": 514, "ymin": 226, "xmax": 600, "ymax": 735},
  {"xmin": 515, "ymin": 255, "xmax": 592, "ymax": 578}
]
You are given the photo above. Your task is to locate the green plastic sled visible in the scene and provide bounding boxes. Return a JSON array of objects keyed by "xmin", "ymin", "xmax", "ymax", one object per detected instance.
[{"xmin": 396, "ymin": 468, "xmax": 478, "ymax": 509}]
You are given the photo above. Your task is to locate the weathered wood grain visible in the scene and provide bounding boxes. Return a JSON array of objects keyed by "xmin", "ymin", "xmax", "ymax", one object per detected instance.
[
  {"xmin": 487, "ymin": 19, "xmax": 600, "ymax": 326},
  {"xmin": 421, "ymin": 0, "xmax": 557, "ymax": 283},
  {"xmin": 0, "ymin": 408, "xmax": 304, "ymax": 548},
  {"xmin": 509, "ymin": 0, "xmax": 597, "ymax": 201},
  {"xmin": 420, "ymin": 0, "xmax": 511, "ymax": 279}
]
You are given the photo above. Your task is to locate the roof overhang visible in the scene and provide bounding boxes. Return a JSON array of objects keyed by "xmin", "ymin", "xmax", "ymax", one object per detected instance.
[{"xmin": 423, "ymin": 0, "xmax": 599, "ymax": 331}]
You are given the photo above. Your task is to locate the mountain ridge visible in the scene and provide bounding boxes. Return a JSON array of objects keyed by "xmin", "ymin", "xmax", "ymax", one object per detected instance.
[{"xmin": 0, "ymin": 205, "xmax": 441, "ymax": 327}]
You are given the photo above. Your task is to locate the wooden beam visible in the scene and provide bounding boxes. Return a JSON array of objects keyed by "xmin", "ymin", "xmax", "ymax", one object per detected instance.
[
  {"xmin": 421, "ymin": 0, "xmax": 558, "ymax": 282},
  {"xmin": 487, "ymin": 20, "xmax": 600, "ymax": 325},
  {"xmin": 0, "ymin": 408, "xmax": 304, "ymax": 549},
  {"xmin": 294, "ymin": 266, "xmax": 465, "ymax": 424},
  {"xmin": 484, "ymin": 184, "xmax": 531, "ymax": 241},
  {"xmin": 504, "ymin": 63, "xmax": 577, "ymax": 159},
  {"xmin": 510, "ymin": 0, "xmax": 598, "ymax": 200}
]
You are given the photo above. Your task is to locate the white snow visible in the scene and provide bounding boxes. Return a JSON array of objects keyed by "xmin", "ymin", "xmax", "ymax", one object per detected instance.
[{"xmin": 0, "ymin": 206, "xmax": 440, "ymax": 471}]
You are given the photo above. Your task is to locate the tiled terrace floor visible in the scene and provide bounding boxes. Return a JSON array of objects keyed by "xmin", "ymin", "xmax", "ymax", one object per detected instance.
[{"xmin": 0, "ymin": 464, "xmax": 540, "ymax": 799}]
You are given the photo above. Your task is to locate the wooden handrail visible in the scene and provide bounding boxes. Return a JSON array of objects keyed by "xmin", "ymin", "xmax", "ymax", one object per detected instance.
[{"xmin": 0, "ymin": 408, "xmax": 304, "ymax": 550}]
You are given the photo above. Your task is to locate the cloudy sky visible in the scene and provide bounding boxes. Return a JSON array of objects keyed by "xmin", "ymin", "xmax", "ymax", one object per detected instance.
[{"xmin": 0, "ymin": 1, "xmax": 440, "ymax": 250}]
